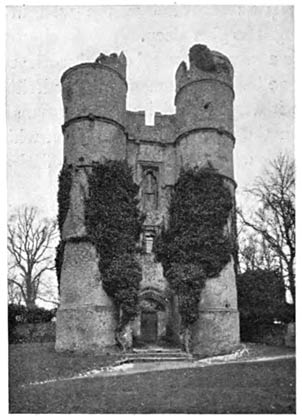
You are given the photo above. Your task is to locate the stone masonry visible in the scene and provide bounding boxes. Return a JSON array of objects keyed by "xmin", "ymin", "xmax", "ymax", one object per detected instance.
[{"xmin": 55, "ymin": 44, "xmax": 240, "ymax": 355}]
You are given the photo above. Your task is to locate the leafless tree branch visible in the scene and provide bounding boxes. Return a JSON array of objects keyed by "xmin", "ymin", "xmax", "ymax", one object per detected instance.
[{"xmin": 7, "ymin": 207, "xmax": 58, "ymax": 309}]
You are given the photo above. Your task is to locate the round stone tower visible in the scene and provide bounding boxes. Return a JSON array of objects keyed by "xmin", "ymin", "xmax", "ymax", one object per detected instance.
[
  {"xmin": 175, "ymin": 44, "xmax": 240, "ymax": 356},
  {"xmin": 61, "ymin": 51, "xmax": 127, "ymax": 165},
  {"xmin": 55, "ymin": 52, "xmax": 127, "ymax": 352}
]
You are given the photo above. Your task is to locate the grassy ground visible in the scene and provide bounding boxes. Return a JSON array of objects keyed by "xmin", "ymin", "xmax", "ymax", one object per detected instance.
[
  {"xmin": 9, "ymin": 342, "xmax": 122, "ymax": 386},
  {"xmin": 9, "ymin": 343, "xmax": 295, "ymax": 413}
]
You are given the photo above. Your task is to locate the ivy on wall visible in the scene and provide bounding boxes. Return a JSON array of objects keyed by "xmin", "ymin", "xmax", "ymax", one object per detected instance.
[
  {"xmin": 55, "ymin": 162, "xmax": 73, "ymax": 291},
  {"xmin": 154, "ymin": 166, "xmax": 233, "ymax": 327},
  {"xmin": 56, "ymin": 159, "xmax": 143, "ymax": 328},
  {"xmin": 84, "ymin": 160, "xmax": 144, "ymax": 326},
  {"xmin": 104, "ymin": 253, "xmax": 142, "ymax": 328}
]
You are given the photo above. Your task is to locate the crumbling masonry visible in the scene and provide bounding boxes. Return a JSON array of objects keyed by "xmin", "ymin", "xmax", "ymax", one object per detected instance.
[{"xmin": 55, "ymin": 44, "xmax": 240, "ymax": 356}]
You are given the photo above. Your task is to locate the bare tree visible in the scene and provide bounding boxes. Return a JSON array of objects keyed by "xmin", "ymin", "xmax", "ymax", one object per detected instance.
[
  {"xmin": 7, "ymin": 207, "xmax": 58, "ymax": 309},
  {"xmin": 238, "ymin": 154, "xmax": 295, "ymax": 305},
  {"xmin": 238, "ymin": 230, "xmax": 261, "ymax": 272},
  {"xmin": 8, "ymin": 273, "xmax": 23, "ymax": 305},
  {"xmin": 237, "ymin": 227, "xmax": 279, "ymax": 274}
]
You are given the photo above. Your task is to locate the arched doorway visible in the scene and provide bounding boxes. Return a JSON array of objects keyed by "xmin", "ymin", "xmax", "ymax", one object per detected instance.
[{"xmin": 137, "ymin": 290, "xmax": 168, "ymax": 345}]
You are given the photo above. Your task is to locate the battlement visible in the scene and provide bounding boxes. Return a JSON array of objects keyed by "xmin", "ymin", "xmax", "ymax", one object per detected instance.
[
  {"xmin": 125, "ymin": 110, "xmax": 176, "ymax": 143},
  {"xmin": 175, "ymin": 44, "xmax": 233, "ymax": 98},
  {"xmin": 154, "ymin": 112, "xmax": 176, "ymax": 130},
  {"xmin": 95, "ymin": 51, "xmax": 127, "ymax": 79},
  {"xmin": 61, "ymin": 51, "xmax": 127, "ymax": 84}
]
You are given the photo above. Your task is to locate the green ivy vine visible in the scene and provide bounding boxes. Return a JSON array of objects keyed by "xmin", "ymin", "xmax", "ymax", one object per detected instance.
[
  {"xmin": 154, "ymin": 166, "xmax": 233, "ymax": 327},
  {"xmin": 55, "ymin": 161, "xmax": 73, "ymax": 291},
  {"xmin": 84, "ymin": 160, "xmax": 144, "ymax": 327}
]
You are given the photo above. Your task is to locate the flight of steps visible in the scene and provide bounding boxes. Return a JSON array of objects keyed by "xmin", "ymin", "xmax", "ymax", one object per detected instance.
[{"xmin": 119, "ymin": 347, "xmax": 193, "ymax": 364}]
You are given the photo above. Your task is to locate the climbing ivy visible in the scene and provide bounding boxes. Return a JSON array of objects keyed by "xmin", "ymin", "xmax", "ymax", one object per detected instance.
[
  {"xmin": 104, "ymin": 253, "xmax": 142, "ymax": 328},
  {"xmin": 84, "ymin": 160, "xmax": 143, "ymax": 326},
  {"xmin": 154, "ymin": 166, "xmax": 233, "ymax": 327},
  {"xmin": 55, "ymin": 161, "xmax": 73, "ymax": 291}
]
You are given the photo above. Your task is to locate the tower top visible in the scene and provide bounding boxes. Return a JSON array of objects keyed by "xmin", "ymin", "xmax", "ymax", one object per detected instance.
[
  {"xmin": 175, "ymin": 44, "xmax": 234, "ymax": 96},
  {"xmin": 95, "ymin": 51, "xmax": 127, "ymax": 78},
  {"xmin": 61, "ymin": 51, "xmax": 127, "ymax": 84}
]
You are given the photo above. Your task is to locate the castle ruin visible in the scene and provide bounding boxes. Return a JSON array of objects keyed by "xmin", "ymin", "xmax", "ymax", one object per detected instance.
[{"xmin": 55, "ymin": 44, "xmax": 240, "ymax": 356}]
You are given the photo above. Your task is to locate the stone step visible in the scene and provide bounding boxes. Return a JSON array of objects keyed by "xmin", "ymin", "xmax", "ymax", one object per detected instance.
[
  {"xmin": 133, "ymin": 348, "xmax": 182, "ymax": 353},
  {"xmin": 119, "ymin": 355, "xmax": 193, "ymax": 364},
  {"xmin": 128, "ymin": 352, "xmax": 189, "ymax": 358},
  {"xmin": 118, "ymin": 349, "xmax": 193, "ymax": 364}
]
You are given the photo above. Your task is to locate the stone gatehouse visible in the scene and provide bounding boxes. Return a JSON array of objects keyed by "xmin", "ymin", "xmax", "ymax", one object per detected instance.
[{"xmin": 55, "ymin": 44, "xmax": 240, "ymax": 356}]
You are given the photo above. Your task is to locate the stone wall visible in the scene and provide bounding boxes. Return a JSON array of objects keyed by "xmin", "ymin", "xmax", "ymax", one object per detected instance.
[
  {"xmin": 61, "ymin": 62, "xmax": 127, "ymax": 125},
  {"xmin": 63, "ymin": 120, "xmax": 126, "ymax": 165},
  {"xmin": 175, "ymin": 81, "xmax": 233, "ymax": 134},
  {"xmin": 176, "ymin": 131, "xmax": 234, "ymax": 179}
]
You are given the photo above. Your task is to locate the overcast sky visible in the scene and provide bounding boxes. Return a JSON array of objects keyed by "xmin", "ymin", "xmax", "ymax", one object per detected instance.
[{"xmin": 6, "ymin": 5, "xmax": 294, "ymax": 218}]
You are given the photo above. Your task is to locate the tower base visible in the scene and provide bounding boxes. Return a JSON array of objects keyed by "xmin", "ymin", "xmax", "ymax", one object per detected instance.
[
  {"xmin": 55, "ymin": 305, "xmax": 117, "ymax": 352},
  {"xmin": 191, "ymin": 310, "xmax": 240, "ymax": 356}
]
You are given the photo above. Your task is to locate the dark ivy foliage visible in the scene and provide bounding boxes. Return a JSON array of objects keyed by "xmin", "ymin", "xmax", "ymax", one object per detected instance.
[
  {"xmin": 84, "ymin": 160, "xmax": 143, "ymax": 325},
  {"xmin": 154, "ymin": 166, "xmax": 233, "ymax": 326},
  {"xmin": 57, "ymin": 161, "xmax": 73, "ymax": 233},
  {"xmin": 104, "ymin": 253, "xmax": 142, "ymax": 327},
  {"xmin": 55, "ymin": 241, "xmax": 65, "ymax": 293},
  {"xmin": 55, "ymin": 162, "xmax": 73, "ymax": 291},
  {"xmin": 166, "ymin": 263, "xmax": 206, "ymax": 325}
]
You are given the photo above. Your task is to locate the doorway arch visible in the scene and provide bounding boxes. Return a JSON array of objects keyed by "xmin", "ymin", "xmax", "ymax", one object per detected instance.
[{"xmin": 138, "ymin": 289, "xmax": 168, "ymax": 344}]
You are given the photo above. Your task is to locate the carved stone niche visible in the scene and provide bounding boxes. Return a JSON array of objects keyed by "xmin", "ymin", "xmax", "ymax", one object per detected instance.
[
  {"xmin": 142, "ymin": 226, "xmax": 159, "ymax": 254},
  {"xmin": 144, "ymin": 230, "xmax": 154, "ymax": 254},
  {"xmin": 141, "ymin": 167, "xmax": 159, "ymax": 211},
  {"xmin": 137, "ymin": 161, "xmax": 164, "ymax": 215}
]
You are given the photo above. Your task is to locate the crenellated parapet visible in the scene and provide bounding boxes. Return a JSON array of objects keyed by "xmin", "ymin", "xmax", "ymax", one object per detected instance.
[
  {"xmin": 94, "ymin": 51, "xmax": 127, "ymax": 80},
  {"xmin": 125, "ymin": 111, "xmax": 176, "ymax": 144}
]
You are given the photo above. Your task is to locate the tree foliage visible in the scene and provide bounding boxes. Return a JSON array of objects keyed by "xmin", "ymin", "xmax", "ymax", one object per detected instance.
[
  {"xmin": 236, "ymin": 269, "xmax": 288, "ymax": 323},
  {"xmin": 7, "ymin": 207, "xmax": 58, "ymax": 309},
  {"xmin": 154, "ymin": 166, "xmax": 233, "ymax": 328},
  {"xmin": 238, "ymin": 230, "xmax": 276, "ymax": 273},
  {"xmin": 238, "ymin": 154, "xmax": 295, "ymax": 305}
]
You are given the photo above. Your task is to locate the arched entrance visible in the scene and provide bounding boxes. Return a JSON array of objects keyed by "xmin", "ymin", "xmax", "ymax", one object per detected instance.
[{"xmin": 137, "ymin": 289, "xmax": 168, "ymax": 345}]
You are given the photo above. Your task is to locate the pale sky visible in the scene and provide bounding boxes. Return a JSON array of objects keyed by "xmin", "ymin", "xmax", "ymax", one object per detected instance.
[{"xmin": 6, "ymin": 5, "xmax": 294, "ymax": 218}]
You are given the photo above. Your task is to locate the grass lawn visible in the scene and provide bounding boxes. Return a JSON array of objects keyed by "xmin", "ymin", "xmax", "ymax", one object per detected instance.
[{"xmin": 9, "ymin": 343, "xmax": 295, "ymax": 414}]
